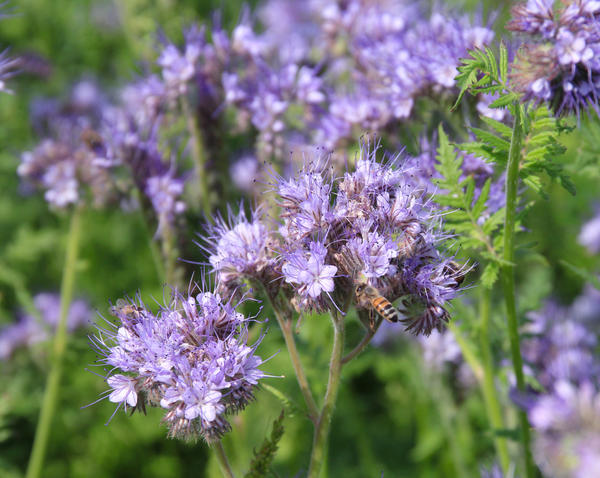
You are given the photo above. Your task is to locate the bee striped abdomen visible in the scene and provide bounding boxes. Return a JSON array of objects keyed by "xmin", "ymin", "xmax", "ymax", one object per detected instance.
[{"xmin": 372, "ymin": 296, "xmax": 400, "ymax": 323}]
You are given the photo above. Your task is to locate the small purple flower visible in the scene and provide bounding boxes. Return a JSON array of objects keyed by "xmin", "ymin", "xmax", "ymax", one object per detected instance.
[
  {"xmin": 145, "ymin": 171, "xmax": 186, "ymax": 237},
  {"xmin": 282, "ymin": 240, "xmax": 337, "ymax": 300},
  {"xmin": 0, "ymin": 293, "xmax": 91, "ymax": 359},
  {"xmin": 91, "ymin": 285, "xmax": 266, "ymax": 441},
  {"xmin": 206, "ymin": 207, "xmax": 277, "ymax": 296},
  {"xmin": 509, "ymin": 0, "xmax": 600, "ymax": 116}
]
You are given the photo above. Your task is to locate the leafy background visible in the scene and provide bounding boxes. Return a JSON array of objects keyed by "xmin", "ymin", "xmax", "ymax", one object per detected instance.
[{"xmin": 1, "ymin": 1, "xmax": 599, "ymax": 477}]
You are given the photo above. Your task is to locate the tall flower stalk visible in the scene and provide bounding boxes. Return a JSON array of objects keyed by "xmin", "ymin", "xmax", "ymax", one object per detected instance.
[
  {"xmin": 501, "ymin": 103, "xmax": 535, "ymax": 477},
  {"xmin": 26, "ymin": 206, "xmax": 83, "ymax": 478}
]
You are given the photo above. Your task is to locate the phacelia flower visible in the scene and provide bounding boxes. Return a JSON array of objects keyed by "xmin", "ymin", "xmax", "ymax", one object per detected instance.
[
  {"xmin": 91, "ymin": 286, "xmax": 266, "ymax": 441},
  {"xmin": 204, "ymin": 140, "xmax": 465, "ymax": 335},
  {"xmin": 508, "ymin": 0, "xmax": 600, "ymax": 116}
]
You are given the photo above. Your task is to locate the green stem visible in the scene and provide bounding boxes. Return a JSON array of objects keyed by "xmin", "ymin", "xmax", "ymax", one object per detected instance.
[
  {"xmin": 502, "ymin": 103, "xmax": 535, "ymax": 477},
  {"xmin": 479, "ymin": 287, "xmax": 511, "ymax": 473},
  {"xmin": 160, "ymin": 221, "xmax": 179, "ymax": 288},
  {"xmin": 210, "ymin": 440, "xmax": 235, "ymax": 478},
  {"xmin": 26, "ymin": 206, "xmax": 83, "ymax": 478},
  {"xmin": 182, "ymin": 96, "xmax": 211, "ymax": 219},
  {"xmin": 307, "ymin": 311, "xmax": 345, "ymax": 478},
  {"xmin": 341, "ymin": 316, "xmax": 382, "ymax": 365},
  {"xmin": 266, "ymin": 291, "xmax": 319, "ymax": 423},
  {"xmin": 446, "ymin": 322, "xmax": 484, "ymax": 385}
]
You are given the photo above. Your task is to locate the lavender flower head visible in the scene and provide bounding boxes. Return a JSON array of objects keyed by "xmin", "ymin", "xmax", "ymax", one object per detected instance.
[
  {"xmin": 0, "ymin": 293, "xmax": 90, "ymax": 359},
  {"xmin": 508, "ymin": 0, "xmax": 600, "ymax": 116},
  {"xmin": 18, "ymin": 80, "xmax": 116, "ymax": 208},
  {"xmin": 522, "ymin": 297, "xmax": 599, "ymax": 389},
  {"xmin": 91, "ymin": 285, "xmax": 266, "ymax": 441},
  {"xmin": 205, "ymin": 141, "xmax": 466, "ymax": 335},
  {"xmin": 528, "ymin": 380, "xmax": 600, "ymax": 478}
]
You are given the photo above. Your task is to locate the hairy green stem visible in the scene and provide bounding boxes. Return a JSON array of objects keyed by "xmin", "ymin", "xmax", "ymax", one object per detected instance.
[
  {"xmin": 26, "ymin": 206, "xmax": 83, "ymax": 478},
  {"xmin": 502, "ymin": 103, "xmax": 535, "ymax": 477},
  {"xmin": 479, "ymin": 287, "xmax": 511, "ymax": 473},
  {"xmin": 266, "ymin": 291, "xmax": 319, "ymax": 422},
  {"xmin": 307, "ymin": 311, "xmax": 345, "ymax": 478},
  {"xmin": 210, "ymin": 440, "xmax": 235, "ymax": 478},
  {"xmin": 182, "ymin": 96, "xmax": 211, "ymax": 219},
  {"xmin": 341, "ymin": 316, "xmax": 382, "ymax": 365}
]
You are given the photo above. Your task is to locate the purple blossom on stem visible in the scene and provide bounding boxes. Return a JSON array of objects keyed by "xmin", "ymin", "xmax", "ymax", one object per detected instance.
[
  {"xmin": 0, "ymin": 293, "xmax": 91, "ymax": 360},
  {"xmin": 203, "ymin": 140, "xmax": 465, "ymax": 334},
  {"xmin": 90, "ymin": 285, "xmax": 266, "ymax": 441},
  {"xmin": 508, "ymin": 0, "xmax": 600, "ymax": 116}
]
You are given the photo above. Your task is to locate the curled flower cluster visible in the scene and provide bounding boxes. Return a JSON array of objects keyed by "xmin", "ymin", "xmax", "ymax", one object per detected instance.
[
  {"xmin": 508, "ymin": 0, "xmax": 600, "ymax": 116},
  {"xmin": 0, "ymin": 293, "xmax": 91, "ymax": 360},
  {"xmin": 91, "ymin": 287, "xmax": 265, "ymax": 441},
  {"xmin": 206, "ymin": 141, "xmax": 466, "ymax": 335}
]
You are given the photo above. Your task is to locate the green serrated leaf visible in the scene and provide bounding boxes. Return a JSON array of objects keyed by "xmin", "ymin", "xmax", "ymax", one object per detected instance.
[
  {"xmin": 470, "ymin": 127, "xmax": 511, "ymax": 151},
  {"xmin": 472, "ymin": 178, "xmax": 491, "ymax": 218},
  {"xmin": 244, "ymin": 411, "xmax": 285, "ymax": 478},
  {"xmin": 499, "ymin": 42, "xmax": 508, "ymax": 83},
  {"xmin": 489, "ymin": 92, "xmax": 518, "ymax": 108},
  {"xmin": 481, "ymin": 262, "xmax": 500, "ymax": 288},
  {"xmin": 480, "ymin": 116, "xmax": 512, "ymax": 138}
]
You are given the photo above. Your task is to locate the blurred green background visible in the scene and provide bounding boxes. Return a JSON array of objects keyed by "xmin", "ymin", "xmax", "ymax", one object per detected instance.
[{"xmin": 1, "ymin": 1, "xmax": 599, "ymax": 477}]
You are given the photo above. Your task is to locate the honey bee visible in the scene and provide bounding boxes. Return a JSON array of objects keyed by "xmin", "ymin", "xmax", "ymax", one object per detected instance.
[
  {"xmin": 110, "ymin": 298, "xmax": 143, "ymax": 319},
  {"xmin": 355, "ymin": 283, "xmax": 400, "ymax": 324}
]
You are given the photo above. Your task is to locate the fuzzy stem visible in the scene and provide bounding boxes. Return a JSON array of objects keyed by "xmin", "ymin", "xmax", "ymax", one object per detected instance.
[
  {"xmin": 307, "ymin": 311, "xmax": 345, "ymax": 478},
  {"xmin": 26, "ymin": 206, "xmax": 83, "ymax": 478},
  {"xmin": 341, "ymin": 316, "xmax": 382, "ymax": 365},
  {"xmin": 502, "ymin": 103, "xmax": 535, "ymax": 477},
  {"xmin": 210, "ymin": 440, "xmax": 235, "ymax": 478},
  {"xmin": 479, "ymin": 287, "xmax": 511, "ymax": 473},
  {"xmin": 266, "ymin": 291, "xmax": 319, "ymax": 423},
  {"xmin": 182, "ymin": 96, "xmax": 211, "ymax": 219}
]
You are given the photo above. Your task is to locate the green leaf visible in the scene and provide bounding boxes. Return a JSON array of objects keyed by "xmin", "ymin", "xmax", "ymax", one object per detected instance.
[
  {"xmin": 480, "ymin": 116, "xmax": 512, "ymax": 138},
  {"xmin": 469, "ymin": 127, "xmax": 511, "ymax": 151},
  {"xmin": 472, "ymin": 179, "xmax": 491, "ymax": 219},
  {"xmin": 261, "ymin": 384, "xmax": 302, "ymax": 418},
  {"xmin": 499, "ymin": 42, "xmax": 508, "ymax": 83},
  {"xmin": 481, "ymin": 261, "xmax": 500, "ymax": 288},
  {"xmin": 489, "ymin": 92, "xmax": 518, "ymax": 108},
  {"xmin": 244, "ymin": 411, "xmax": 285, "ymax": 478},
  {"xmin": 559, "ymin": 261, "xmax": 600, "ymax": 290}
]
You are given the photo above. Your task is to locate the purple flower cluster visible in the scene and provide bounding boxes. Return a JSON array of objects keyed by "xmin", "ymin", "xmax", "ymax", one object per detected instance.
[
  {"xmin": 18, "ymin": 80, "xmax": 117, "ymax": 208},
  {"xmin": 214, "ymin": 1, "xmax": 493, "ymax": 155},
  {"xmin": 0, "ymin": 293, "xmax": 90, "ymax": 359},
  {"xmin": 518, "ymin": 284, "xmax": 600, "ymax": 475},
  {"xmin": 19, "ymin": 73, "xmax": 188, "ymax": 236},
  {"xmin": 522, "ymin": 286, "xmax": 600, "ymax": 389},
  {"xmin": 528, "ymin": 380, "xmax": 600, "ymax": 477},
  {"xmin": 508, "ymin": 0, "xmax": 600, "ymax": 116},
  {"xmin": 91, "ymin": 287, "xmax": 265, "ymax": 441},
  {"xmin": 206, "ymin": 141, "xmax": 466, "ymax": 335}
]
